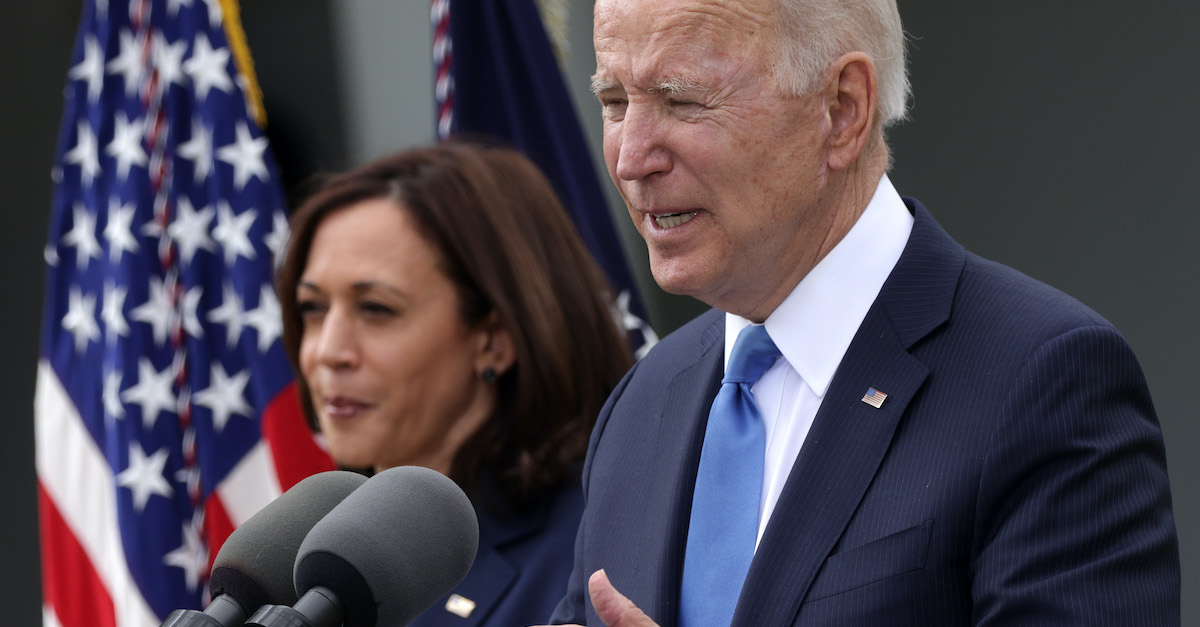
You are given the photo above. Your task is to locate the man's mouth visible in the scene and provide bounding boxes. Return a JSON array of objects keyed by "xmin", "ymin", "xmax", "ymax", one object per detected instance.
[{"xmin": 652, "ymin": 211, "xmax": 698, "ymax": 229}]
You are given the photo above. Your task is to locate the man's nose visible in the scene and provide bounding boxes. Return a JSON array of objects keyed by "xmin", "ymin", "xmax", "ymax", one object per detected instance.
[{"xmin": 614, "ymin": 102, "xmax": 671, "ymax": 181}]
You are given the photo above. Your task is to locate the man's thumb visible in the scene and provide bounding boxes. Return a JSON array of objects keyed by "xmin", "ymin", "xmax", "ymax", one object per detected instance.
[{"xmin": 588, "ymin": 569, "xmax": 659, "ymax": 627}]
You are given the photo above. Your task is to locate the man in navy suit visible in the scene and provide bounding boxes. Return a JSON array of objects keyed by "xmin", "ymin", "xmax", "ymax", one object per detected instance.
[{"xmin": 545, "ymin": 0, "xmax": 1180, "ymax": 624}]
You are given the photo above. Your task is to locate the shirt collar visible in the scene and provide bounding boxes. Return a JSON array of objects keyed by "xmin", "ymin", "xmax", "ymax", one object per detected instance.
[{"xmin": 725, "ymin": 174, "xmax": 914, "ymax": 396}]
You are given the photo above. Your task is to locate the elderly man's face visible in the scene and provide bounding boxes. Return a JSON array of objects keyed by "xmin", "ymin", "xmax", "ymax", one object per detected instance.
[{"xmin": 593, "ymin": 0, "xmax": 837, "ymax": 320}]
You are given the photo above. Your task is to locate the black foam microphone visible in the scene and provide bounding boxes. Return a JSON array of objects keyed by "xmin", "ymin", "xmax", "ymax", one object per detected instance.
[
  {"xmin": 160, "ymin": 470, "xmax": 368, "ymax": 626},
  {"xmin": 246, "ymin": 465, "xmax": 479, "ymax": 627}
]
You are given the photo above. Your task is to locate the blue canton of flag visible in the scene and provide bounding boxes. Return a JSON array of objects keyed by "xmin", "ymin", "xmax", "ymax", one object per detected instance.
[{"xmin": 35, "ymin": 1, "xmax": 331, "ymax": 625}]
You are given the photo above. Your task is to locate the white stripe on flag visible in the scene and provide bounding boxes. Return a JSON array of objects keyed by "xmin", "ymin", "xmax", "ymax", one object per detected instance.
[
  {"xmin": 216, "ymin": 440, "xmax": 282, "ymax": 527},
  {"xmin": 43, "ymin": 606, "xmax": 63, "ymax": 627},
  {"xmin": 35, "ymin": 360, "xmax": 159, "ymax": 627}
]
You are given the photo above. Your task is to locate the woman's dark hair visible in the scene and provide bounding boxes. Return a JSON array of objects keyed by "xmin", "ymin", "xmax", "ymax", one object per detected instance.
[{"xmin": 276, "ymin": 141, "xmax": 634, "ymax": 510}]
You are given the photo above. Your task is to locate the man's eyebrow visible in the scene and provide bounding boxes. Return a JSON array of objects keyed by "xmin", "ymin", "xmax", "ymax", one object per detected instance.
[
  {"xmin": 591, "ymin": 75, "xmax": 705, "ymax": 97},
  {"xmin": 590, "ymin": 75, "xmax": 617, "ymax": 96},
  {"xmin": 652, "ymin": 76, "xmax": 702, "ymax": 96}
]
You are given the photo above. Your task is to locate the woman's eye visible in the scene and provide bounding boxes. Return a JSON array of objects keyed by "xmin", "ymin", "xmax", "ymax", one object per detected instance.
[
  {"xmin": 297, "ymin": 300, "xmax": 323, "ymax": 316},
  {"xmin": 296, "ymin": 300, "xmax": 326, "ymax": 325},
  {"xmin": 360, "ymin": 301, "xmax": 395, "ymax": 316}
]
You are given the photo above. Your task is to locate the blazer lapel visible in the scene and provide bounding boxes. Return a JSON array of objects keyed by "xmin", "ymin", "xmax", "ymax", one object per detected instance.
[
  {"xmin": 639, "ymin": 314, "xmax": 725, "ymax": 626},
  {"xmin": 734, "ymin": 199, "xmax": 965, "ymax": 625},
  {"xmin": 735, "ymin": 311, "xmax": 928, "ymax": 625},
  {"xmin": 423, "ymin": 491, "xmax": 549, "ymax": 625}
]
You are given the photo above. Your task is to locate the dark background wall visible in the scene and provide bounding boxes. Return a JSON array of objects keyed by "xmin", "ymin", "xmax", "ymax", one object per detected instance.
[
  {"xmin": 3, "ymin": 3, "xmax": 78, "ymax": 626},
  {"xmin": 4, "ymin": 2, "xmax": 1195, "ymax": 624}
]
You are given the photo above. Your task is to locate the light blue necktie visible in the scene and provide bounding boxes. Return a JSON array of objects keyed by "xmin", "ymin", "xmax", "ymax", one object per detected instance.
[{"xmin": 680, "ymin": 325, "xmax": 780, "ymax": 627}]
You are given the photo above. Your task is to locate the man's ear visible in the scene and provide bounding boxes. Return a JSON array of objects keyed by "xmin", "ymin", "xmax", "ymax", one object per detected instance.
[
  {"xmin": 474, "ymin": 311, "xmax": 516, "ymax": 377},
  {"xmin": 823, "ymin": 51, "xmax": 878, "ymax": 171}
]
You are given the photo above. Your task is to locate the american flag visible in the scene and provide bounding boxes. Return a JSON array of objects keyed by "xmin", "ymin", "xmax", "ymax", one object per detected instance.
[
  {"xmin": 861, "ymin": 387, "xmax": 889, "ymax": 409},
  {"xmin": 36, "ymin": 1, "xmax": 334, "ymax": 625}
]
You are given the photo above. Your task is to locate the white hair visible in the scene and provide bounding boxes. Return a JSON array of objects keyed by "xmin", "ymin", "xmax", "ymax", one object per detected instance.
[{"xmin": 771, "ymin": 0, "xmax": 910, "ymax": 129}]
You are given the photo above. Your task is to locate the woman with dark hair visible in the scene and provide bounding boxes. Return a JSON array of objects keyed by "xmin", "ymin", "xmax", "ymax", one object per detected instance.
[{"xmin": 276, "ymin": 142, "xmax": 633, "ymax": 626}]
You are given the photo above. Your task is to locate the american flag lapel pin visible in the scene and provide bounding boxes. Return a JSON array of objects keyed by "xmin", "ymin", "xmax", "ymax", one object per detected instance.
[
  {"xmin": 861, "ymin": 387, "xmax": 888, "ymax": 408},
  {"xmin": 445, "ymin": 594, "xmax": 476, "ymax": 618}
]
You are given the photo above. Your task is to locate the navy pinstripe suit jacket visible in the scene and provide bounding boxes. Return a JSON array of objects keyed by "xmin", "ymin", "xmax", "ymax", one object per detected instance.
[{"xmin": 551, "ymin": 199, "xmax": 1179, "ymax": 626}]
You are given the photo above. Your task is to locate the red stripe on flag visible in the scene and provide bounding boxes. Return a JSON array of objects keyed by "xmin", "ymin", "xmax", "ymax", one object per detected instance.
[
  {"xmin": 262, "ymin": 382, "xmax": 335, "ymax": 492},
  {"xmin": 38, "ymin": 481, "xmax": 118, "ymax": 627},
  {"xmin": 203, "ymin": 492, "xmax": 236, "ymax": 573}
]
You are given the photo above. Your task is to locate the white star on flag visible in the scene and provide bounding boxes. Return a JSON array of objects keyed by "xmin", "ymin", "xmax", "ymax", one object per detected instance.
[
  {"xmin": 121, "ymin": 357, "xmax": 178, "ymax": 429},
  {"xmin": 183, "ymin": 32, "xmax": 232, "ymax": 100},
  {"xmin": 64, "ymin": 122, "xmax": 101, "ymax": 187},
  {"xmin": 103, "ymin": 369, "xmax": 125, "ymax": 420},
  {"xmin": 117, "ymin": 442, "xmax": 174, "ymax": 512},
  {"xmin": 106, "ymin": 112, "xmax": 148, "ymax": 183},
  {"xmin": 167, "ymin": 197, "xmax": 215, "ymax": 265},
  {"xmin": 62, "ymin": 286, "xmax": 101, "ymax": 353},
  {"xmin": 176, "ymin": 117, "xmax": 213, "ymax": 183},
  {"xmin": 207, "ymin": 281, "xmax": 246, "ymax": 349},
  {"xmin": 245, "ymin": 284, "xmax": 282, "ymax": 353},
  {"xmin": 62, "ymin": 203, "xmax": 102, "ymax": 270},
  {"xmin": 68, "ymin": 34, "xmax": 105, "ymax": 103},
  {"xmin": 216, "ymin": 121, "xmax": 268, "ymax": 190},
  {"xmin": 154, "ymin": 32, "xmax": 188, "ymax": 88},
  {"xmin": 265, "ymin": 210, "xmax": 289, "ymax": 262},
  {"xmin": 167, "ymin": 0, "xmax": 194, "ymax": 17},
  {"xmin": 213, "ymin": 201, "xmax": 258, "ymax": 266},
  {"xmin": 101, "ymin": 282, "xmax": 130, "ymax": 343},
  {"xmin": 194, "ymin": 363, "xmax": 252, "ymax": 432},
  {"xmin": 163, "ymin": 517, "xmax": 209, "ymax": 593},
  {"xmin": 106, "ymin": 29, "xmax": 144, "ymax": 97},
  {"xmin": 131, "ymin": 276, "xmax": 177, "ymax": 346},
  {"xmin": 200, "ymin": 0, "xmax": 224, "ymax": 27},
  {"xmin": 180, "ymin": 284, "xmax": 205, "ymax": 338},
  {"xmin": 164, "ymin": 519, "xmax": 209, "ymax": 592},
  {"xmin": 615, "ymin": 289, "xmax": 659, "ymax": 360},
  {"xmin": 104, "ymin": 198, "xmax": 140, "ymax": 261}
]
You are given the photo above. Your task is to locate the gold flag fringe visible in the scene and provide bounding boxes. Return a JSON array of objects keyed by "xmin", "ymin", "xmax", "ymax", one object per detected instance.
[{"xmin": 218, "ymin": 0, "xmax": 267, "ymax": 128}]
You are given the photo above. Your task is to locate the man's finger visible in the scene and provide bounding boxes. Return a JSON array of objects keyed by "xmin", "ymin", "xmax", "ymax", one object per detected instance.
[{"xmin": 588, "ymin": 569, "xmax": 660, "ymax": 627}]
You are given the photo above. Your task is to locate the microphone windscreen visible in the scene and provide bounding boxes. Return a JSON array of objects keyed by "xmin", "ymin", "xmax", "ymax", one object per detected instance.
[
  {"xmin": 209, "ymin": 470, "xmax": 368, "ymax": 613},
  {"xmin": 294, "ymin": 466, "xmax": 479, "ymax": 627}
]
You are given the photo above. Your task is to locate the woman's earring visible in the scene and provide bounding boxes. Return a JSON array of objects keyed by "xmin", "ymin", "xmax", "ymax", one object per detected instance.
[{"xmin": 481, "ymin": 367, "xmax": 497, "ymax": 385}]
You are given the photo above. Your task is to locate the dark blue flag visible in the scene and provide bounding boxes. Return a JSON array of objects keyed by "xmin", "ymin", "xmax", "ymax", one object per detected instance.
[{"xmin": 431, "ymin": 0, "xmax": 657, "ymax": 357}]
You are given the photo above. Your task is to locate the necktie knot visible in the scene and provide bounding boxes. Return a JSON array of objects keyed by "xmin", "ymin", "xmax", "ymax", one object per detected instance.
[{"xmin": 723, "ymin": 325, "xmax": 781, "ymax": 385}]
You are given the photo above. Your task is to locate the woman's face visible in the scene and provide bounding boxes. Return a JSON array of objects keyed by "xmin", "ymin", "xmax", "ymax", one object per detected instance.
[{"xmin": 296, "ymin": 198, "xmax": 502, "ymax": 473}]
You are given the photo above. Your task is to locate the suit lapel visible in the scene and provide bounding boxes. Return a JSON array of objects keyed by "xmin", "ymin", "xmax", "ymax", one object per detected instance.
[
  {"xmin": 735, "ymin": 200, "xmax": 965, "ymax": 625},
  {"xmin": 424, "ymin": 492, "xmax": 548, "ymax": 625},
  {"xmin": 640, "ymin": 314, "xmax": 725, "ymax": 625},
  {"xmin": 735, "ymin": 310, "xmax": 928, "ymax": 624}
]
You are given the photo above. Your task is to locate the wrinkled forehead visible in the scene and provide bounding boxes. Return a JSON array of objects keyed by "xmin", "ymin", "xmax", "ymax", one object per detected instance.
[
  {"xmin": 593, "ymin": 0, "xmax": 773, "ymax": 87},
  {"xmin": 595, "ymin": 0, "xmax": 774, "ymax": 33}
]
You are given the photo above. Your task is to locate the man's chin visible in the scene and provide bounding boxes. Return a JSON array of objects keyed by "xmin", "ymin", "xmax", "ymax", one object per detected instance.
[{"xmin": 649, "ymin": 263, "xmax": 717, "ymax": 303}]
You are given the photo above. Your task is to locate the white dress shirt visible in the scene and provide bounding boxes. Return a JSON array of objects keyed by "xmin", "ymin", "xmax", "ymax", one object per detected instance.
[{"xmin": 722, "ymin": 175, "xmax": 914, "ymax": 546}]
